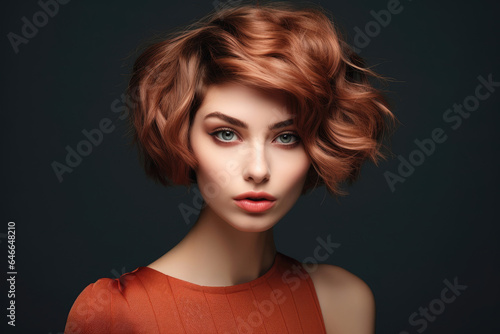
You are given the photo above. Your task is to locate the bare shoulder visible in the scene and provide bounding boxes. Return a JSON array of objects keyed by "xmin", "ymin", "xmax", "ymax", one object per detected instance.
[{"xmin": 301, "ymin": 262, "xmax": 375, "ymax": 334}]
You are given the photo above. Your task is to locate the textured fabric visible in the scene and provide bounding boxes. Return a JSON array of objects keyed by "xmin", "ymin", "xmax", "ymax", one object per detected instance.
[{"xmin": 64, "ymin": 251, "xmax": 327, "ymax": 334}]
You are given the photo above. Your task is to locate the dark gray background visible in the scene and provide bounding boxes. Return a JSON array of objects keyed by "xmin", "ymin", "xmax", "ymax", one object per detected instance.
[{"xmin": 2, "ymin": 0, "xmax": 499, "ymax": 333}]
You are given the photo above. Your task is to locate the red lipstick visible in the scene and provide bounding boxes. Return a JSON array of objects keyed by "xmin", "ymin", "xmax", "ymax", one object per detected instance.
[{"xmin": 233, "ymin": 191, "xmax": 276, "ymax": 213}]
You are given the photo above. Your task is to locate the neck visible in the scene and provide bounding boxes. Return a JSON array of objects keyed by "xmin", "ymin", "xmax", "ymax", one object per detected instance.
[{"xmin": 165, "ymin": 205, "xmax": 277, "ymax": 286}]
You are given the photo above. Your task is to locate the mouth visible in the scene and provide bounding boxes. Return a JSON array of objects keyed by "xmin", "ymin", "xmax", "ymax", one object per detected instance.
[
  {"xmin": 233, "ymin": 192, "xmax": 277, "ymax": 213},
  {"xmin": 234, "ymin": 198, "xmax": 276, "ymax": 213},
  {"xmin": 233, "ymin": 191, "xmax": 277, "ymax": 201}
]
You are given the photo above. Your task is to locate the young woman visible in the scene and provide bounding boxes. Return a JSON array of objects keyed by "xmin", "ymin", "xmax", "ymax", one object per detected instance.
[{"xmin": 65, "ymin": 2, "xmax": 395, "ymax": 333}]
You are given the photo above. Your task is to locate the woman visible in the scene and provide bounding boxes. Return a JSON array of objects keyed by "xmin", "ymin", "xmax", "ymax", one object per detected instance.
[{"xmin": 65, "ymin": 1, "xmax": 395, "ymax": 333}]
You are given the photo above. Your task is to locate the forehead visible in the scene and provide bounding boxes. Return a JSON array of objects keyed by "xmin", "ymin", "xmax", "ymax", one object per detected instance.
[{"xmin": 196, "ymin": 83, "xmax": 292, "ymax": 121}]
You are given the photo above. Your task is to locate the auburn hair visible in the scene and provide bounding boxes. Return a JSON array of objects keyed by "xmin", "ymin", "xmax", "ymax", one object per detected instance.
[{"xmin": 125, "ymin": 1, "xmax": 396, "ymax": 197}]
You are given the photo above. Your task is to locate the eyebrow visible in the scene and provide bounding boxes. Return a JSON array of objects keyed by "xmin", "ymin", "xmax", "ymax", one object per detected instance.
[{"xmin": 203, "ymin": 111, "xmax": 294, "ymax": 130}]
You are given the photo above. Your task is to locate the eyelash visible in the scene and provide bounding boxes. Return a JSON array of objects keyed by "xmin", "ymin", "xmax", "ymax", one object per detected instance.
[{"xmin": 209, "ymin": 127, "xmax": 301, "ymax": 148}]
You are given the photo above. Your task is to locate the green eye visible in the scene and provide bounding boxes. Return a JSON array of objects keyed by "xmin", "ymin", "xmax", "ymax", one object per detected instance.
[
  {"xmin": 276, "ymin": 133, "xmax": 298, "ymax": 144},
  {"xmin": 215, "ymin": 129, "xmax": 237, "ymax": 142}
]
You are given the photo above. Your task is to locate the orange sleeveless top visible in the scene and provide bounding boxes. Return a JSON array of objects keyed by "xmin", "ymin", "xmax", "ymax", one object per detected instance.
[{"xmin": 64, "ymin": 251, "xmax": 326, "ymax": 333}]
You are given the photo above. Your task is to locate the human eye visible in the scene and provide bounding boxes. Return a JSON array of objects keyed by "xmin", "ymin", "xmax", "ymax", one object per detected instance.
[
  {"xmin": 274, "ymin": 132, "xmax": 300, "ymax": 147},
  {"xmin": 209, "ymin": 127, "xmax": 240, "ymax": 143}
]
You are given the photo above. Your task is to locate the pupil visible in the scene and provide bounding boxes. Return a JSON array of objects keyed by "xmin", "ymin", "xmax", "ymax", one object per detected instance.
[{"xmin": 281, "ymin": 134, "xmax": 291, "ymax": 143}]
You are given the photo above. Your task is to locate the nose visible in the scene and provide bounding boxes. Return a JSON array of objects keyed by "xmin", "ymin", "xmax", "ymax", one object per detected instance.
[{"xmin": 242, "ymin": 143, "xmax": 271, "ymax": 184}]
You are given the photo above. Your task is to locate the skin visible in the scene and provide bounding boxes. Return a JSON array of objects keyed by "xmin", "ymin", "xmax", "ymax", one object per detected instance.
[
  {"xmin": 147, "ymin": 82, "xmax": 375, "ymax": 333},
  {"xmin": 304, "ymin": 264, "xmax": 376, "ymax": 333}
]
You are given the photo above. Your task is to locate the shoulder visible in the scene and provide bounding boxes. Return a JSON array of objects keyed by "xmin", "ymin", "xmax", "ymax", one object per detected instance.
[
  {"xmin": 64, "ymin": 278, "xmax": 117, "ymax": 333},
  {"xmin": 64, "ymin": 273, "xmax": 142, "ymax": 334},
  {"xmin": 302, "ymin": 263, "xmax": 375, "ymax": 334}
]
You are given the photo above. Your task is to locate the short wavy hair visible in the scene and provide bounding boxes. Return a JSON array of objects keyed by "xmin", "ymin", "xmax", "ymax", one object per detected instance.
[{"xmin": 126, "ymin": 1, "xmax": 396, "ymax": 197}]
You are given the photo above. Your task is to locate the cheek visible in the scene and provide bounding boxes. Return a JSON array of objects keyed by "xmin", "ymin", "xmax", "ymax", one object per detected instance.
[
  {"xmin": 191, "ymin": 137, "xmax": 234, "ymax": 193},
  {"xmin": 193, "ymin": 148, "xmax": 216, "ymax": 182},
  {"xmin": 274, "ymin": 150, "xmax": 311, "ymax": 190}
]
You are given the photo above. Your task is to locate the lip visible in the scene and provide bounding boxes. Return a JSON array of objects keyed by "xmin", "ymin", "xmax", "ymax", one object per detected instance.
[
  {"xmin": 233, "ymin": 191, "xmax": 277, "ymax": 201},
  {"xmin": 233, "ymin": 191, "xmax": 277, "ymax": 213}
]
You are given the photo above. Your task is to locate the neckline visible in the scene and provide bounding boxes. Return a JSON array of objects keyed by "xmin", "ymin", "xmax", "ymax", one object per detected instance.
[{"xmin": 137, "ymin": 251, "xmax": 282, "ymax": 294}]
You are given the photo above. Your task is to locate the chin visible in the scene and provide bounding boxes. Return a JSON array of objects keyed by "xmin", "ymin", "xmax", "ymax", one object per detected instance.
[
  {"xmin": 222, "ymin": 211, "xmax": 281, "ymax": 233},
  {"xmin": 232, "ymin": 221, "xmax": 276, "ymax": 233}
]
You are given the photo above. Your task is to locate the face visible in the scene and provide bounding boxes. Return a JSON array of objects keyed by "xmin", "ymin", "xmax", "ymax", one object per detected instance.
[{"xmin": 189, "ymin": 82, "xmax": 311, "ymax": 232}]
